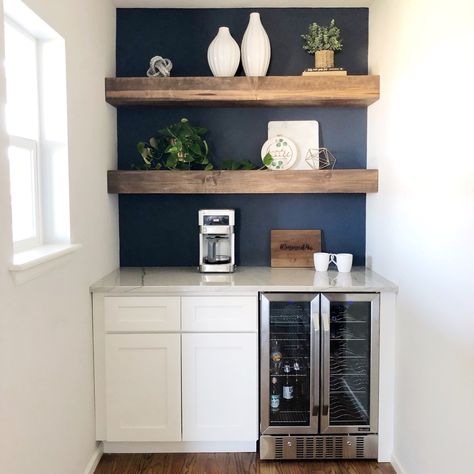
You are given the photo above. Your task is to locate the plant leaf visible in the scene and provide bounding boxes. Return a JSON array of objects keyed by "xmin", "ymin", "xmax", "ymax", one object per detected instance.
[
  {"xmin": 263, "ymin": 152, "xmax": 273, "ymax": 167},
  {"xmin": 240, "ymin": 160, "xmax": 257, "ymax": 170},
  {"xmin": 165, "ymin": 154, "xmax": 178, "ymax": 168},
  {"xmin": 149, "ymin": 137, "xmax": 160, "ymax": 149},
  {"xmin": 165, "ymin": 145, "xmax": 178, "ymax": 154}
]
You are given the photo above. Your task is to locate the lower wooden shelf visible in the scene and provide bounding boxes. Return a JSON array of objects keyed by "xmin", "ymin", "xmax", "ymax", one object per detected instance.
[{"xmin": 107, "ymin": 169, "xmax": 378, "ymax": 194}]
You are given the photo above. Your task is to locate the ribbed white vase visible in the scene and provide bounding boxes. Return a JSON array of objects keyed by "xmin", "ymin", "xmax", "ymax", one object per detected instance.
[
  {"xmin": 207, "ymin": 27, "xmax": 240, "ymax": 77},
  {"xmin": 241, "ymin": 12, "xmax": 271, "ymax": 77}
]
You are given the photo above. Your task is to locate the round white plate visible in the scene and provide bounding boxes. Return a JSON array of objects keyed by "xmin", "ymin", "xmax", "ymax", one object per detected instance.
[{"xmin": 261, "ymin": 135, "xmax": 298, "ymax": 170}]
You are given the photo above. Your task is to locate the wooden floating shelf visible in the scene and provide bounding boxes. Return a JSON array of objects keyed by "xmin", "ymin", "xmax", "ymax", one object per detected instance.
[
  {"xmin": 107, "ymin": 170, "xmax": 378, "ymax": 194},
  {"xmin": 105, "ymin": 76, "xmax": 380, "ymax": 107}
]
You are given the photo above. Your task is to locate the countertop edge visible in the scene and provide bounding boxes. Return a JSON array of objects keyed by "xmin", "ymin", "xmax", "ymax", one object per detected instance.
[{"xmin": 90, "ymin": 267, "xmax": 398, "ymax": 294}]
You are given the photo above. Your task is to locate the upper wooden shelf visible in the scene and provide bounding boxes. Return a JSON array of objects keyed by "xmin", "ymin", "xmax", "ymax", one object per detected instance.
[
  {"xmin": 105, "ymin": 76, "xmax": 380, "ymax": 107},
  {"xmin": 107, "ymin": 169, "xmax": 378, "ymax": 194}
]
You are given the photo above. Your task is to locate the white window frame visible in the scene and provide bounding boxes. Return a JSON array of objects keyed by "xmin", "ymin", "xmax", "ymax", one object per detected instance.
[
  {"xmin": 8, "ymin": 135, "xmax": 42, "ymax": 252},
  {"xmin": 4, "ymin": 0, "xmax": 80, "ymax": 283},
  {"xmin": 4, "ymin": 16, "xmax": 43, "ymax": 252}
]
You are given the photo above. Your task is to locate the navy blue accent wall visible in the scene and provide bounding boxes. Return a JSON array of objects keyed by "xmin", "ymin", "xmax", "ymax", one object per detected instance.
[{"xmin": 116, "ymin": 8, "xmax": 369, "ymax": 267}]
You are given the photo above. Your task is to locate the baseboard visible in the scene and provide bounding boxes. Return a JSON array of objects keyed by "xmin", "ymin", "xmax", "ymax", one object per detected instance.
[
  {"xmin": 103, "ymin": 441, "xmax": 257, "ymax": 454},
  {"xmin": 391, "ymin": 454, "xmax": 407, "ymax": 474},
  {"xmin": 83, "ymin": 444, "xmax": 103, "ymax": 474}
]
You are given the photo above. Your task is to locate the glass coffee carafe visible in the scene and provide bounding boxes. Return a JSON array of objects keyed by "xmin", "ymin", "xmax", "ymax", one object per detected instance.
[{"xmin": 204, "ymin": 235, "xmax": 231, "ymax": 264}]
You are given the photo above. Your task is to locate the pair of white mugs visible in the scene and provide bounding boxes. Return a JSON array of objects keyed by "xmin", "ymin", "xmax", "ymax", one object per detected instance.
[{"xmin": 314, "ymin": 252, "xmax": 353, "ymax": 273}]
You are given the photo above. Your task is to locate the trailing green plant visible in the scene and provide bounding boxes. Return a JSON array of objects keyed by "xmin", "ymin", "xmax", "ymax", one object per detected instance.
[
  {"xmin": 220, "ymin": 159, "xmax": 259, "ymax": 170},
  {"xmin": 301, "ymin": 19, "xmax": 343, "ymax": 53},
  {"xmin": 137, "ymin": 118, "xmax": 213, "ymax": 170},
  {"xmin": 221, "ymin": 154, "xmax": 275, "ymax": 170}
]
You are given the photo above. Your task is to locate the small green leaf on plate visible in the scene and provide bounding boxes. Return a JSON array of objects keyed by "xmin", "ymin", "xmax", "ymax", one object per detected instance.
[{"xmin": 263, "ymin": 152, "xmax": 273, "ymax": 167}]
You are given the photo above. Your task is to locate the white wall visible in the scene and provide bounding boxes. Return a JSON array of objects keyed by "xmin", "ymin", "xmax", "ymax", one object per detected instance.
[
  {"xmin": 367, "ymin": 1, "xmax": 474, "ymax": 473},
  {"xmin": 0, "ymin": 1, "xmax": 118, "ymax": 473}
]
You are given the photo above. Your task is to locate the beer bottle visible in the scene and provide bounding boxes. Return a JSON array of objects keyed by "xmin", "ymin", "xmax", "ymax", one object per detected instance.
[
  {"xmin": 270, "ymin": 376, "xmax": 280, "ymax": 412},
  {"xmin": 293, "ymin": 361, "xmax": 302, "ymax": 399},
  {"xmin": 282, "ymin": 363, "xmax": 294, "ymax": 403}
]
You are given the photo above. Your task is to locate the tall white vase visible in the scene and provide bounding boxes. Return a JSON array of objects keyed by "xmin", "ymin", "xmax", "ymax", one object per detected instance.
[
  {"xmin": 207, "ymin": 27, "xmax": 240, "ymax": 77},
  {"xmin": 241, "ymin": 12, "xmax": 271, "ymax": 77}
]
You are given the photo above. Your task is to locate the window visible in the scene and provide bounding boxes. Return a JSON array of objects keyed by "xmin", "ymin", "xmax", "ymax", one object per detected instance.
[
  {"xmin": 4, "ymin": 0, "xmax": 75, "ymax": 273},
  {"xmin": 4, "ymin": 18, "xmax": 41, "ymax": 251}
]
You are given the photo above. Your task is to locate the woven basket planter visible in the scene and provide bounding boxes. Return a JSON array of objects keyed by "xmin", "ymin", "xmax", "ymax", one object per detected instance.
[{"xmin": 315, "ymin": 50, "xmax": 334, "ymax": 68}]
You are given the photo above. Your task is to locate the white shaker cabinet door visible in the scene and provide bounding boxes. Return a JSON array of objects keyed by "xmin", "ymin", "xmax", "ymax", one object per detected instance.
[
  {"xmin": 182, "ymin": 333, "xmax": 258, "ymax": 442},
  {"xmin": 105, "ymin": 333, "xmax": 181, "ymax": 442}
]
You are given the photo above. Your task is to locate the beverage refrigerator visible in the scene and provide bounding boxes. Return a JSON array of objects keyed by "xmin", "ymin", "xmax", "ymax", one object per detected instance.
[{"xmin": 259, "ymin": 293, "xmax": 380, "ymax": 460}]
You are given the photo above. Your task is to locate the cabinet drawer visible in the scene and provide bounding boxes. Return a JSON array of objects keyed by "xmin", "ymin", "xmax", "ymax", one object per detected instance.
[
  {"xmin": 104, "ymin": 296, "xmax": 180, "ymax": 332},
  {"xmin": 182, "ymin": 296, "xmax": 257, "ymax": 332}
]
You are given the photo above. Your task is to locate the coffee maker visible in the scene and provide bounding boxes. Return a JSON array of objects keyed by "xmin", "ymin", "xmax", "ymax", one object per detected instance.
[{"xmin": 198, "ymin": 209, "xmax": 235, "ymax": 273}]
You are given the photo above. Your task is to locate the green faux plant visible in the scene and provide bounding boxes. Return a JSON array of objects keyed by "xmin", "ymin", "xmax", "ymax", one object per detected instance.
[
  {"xmin": 221, "ymin": 159, "xmax": 259, "ymax": 170},
  {"xmin": 301, "ymin": 19, "xmax": 343, "ymax": 53},
  {"xmin": 137, "ymin": 118, "xmax": 276, "ymax": 171},
  {"xmin": 137, "ymin": 118, "xmax": 213, "ymax": 170}
]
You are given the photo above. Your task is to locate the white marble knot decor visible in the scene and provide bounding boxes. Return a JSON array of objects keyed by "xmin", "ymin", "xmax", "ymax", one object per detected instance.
[{"xmin": 146, "ymin": 55, "xmax": 173, "ymax": 77}]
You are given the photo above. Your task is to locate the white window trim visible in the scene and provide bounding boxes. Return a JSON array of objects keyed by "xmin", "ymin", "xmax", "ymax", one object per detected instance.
[
  {"xmin": 9, "ymin": 135, "xmax": 42, "ymax": 252},
  {"xmin": 10, "ymin": 243, "xmax": 82, "ymax": 270},
  {"xmin": 9, "ymin": 244, "xmax": 82, "ymax": 285},
  {"xmin": 4, "ymin": 1, "xmax": 78, "ymax": 285}
]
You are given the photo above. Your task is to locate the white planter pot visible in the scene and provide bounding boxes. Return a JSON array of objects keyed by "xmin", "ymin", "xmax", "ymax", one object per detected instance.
[
  {"xmin": 207, "ymin": 26, "xmax": 240, "ymax": 77},
  {"xmin": 241, "ymin": 12, "xmax": 271, "ymax": 77}
]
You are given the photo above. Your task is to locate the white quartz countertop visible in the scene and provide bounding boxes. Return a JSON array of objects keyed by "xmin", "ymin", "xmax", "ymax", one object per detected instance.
[{"xmin": 90, "ymin": 266, "xmax": 398, "ymax": 294}]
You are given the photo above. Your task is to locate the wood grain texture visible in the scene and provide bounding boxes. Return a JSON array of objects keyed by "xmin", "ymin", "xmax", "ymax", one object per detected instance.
[
  {"xmin": 107, "ymin": 170, "xmax": 378, "ymax": 194},
  {"xmin": 94, "ymin": 452, "xmax": 396, "ymax": 474},
  {"xmin": 105, "ymin": 76, "xmax": 380, "ymax": 107},
  {"xmin": 271, "ymin": 230, "xmax": 321, "ymax": 268}
]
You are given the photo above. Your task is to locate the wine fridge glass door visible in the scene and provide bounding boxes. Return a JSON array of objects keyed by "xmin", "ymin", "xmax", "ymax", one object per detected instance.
[
  {"xmin": 320, "ymin": 293, "xmax": 379, "ymax": 434},
  {"xmin": 260, "ymin": 293, "xmax": 319, "ymax": 435}
]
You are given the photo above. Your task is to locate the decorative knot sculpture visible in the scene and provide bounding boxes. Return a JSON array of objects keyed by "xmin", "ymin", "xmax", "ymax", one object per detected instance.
[{"xmin": 146, "ymin": 55, "xmax": 173, "ymax": 77}]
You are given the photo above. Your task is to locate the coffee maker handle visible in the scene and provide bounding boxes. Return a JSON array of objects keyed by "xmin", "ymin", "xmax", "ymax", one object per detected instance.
[{"xmin": 207, "ymin": 239, "xmax": 216, "ymax": 261}]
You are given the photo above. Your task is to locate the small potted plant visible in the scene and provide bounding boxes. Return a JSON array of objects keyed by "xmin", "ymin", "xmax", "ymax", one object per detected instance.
[
  {"xmin": 137, "ymin": 118, "xmax": 213, "ymax": 170},
  {"xmin": 301, "ymin": 19, "xmax": 343, "ymax": 69}
]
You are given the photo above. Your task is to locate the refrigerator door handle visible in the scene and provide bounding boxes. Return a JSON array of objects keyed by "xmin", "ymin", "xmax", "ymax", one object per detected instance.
[
  {"xmin": 311, "ymin": 309, "xmax": 320, "ymax": 418},
  {"xmin": 321, "ymin": 309, "xmax": 331, "ymax": 429}
]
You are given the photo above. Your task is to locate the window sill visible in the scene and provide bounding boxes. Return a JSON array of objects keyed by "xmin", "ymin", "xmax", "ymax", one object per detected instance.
[{"xmin": 10, "ymin": 243, "xmax": 82, "ymax": 284}]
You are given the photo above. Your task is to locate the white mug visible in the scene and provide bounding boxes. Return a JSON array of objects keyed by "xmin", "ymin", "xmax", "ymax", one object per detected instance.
[
  {"xmin": 330, "ymin": 253, "xmax": 353, "ymax": 273},
  {"xmin": 314, "ymin": 252, "xmax": 331, "ymax": 272}
]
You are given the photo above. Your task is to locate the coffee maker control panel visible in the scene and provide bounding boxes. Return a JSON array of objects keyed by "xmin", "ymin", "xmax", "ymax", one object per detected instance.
[{"xmin": 203, "ymin": 215, "xmax": 230, "ymax": 226}]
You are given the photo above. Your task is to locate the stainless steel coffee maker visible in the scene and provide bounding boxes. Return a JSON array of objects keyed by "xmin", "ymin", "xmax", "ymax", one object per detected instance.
[{"xmin": 198, "ymin": 209, "xmax": 235, "ymax": 273}]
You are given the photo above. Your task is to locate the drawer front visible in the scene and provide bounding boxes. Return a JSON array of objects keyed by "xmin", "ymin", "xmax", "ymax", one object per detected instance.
[
  {"xmin": 182, "ymin": 296, "xmax": 257, "ymax": 332},
  {"xmin": 104, "ymin": 296, "xmax": 180, "ymax": 332}
]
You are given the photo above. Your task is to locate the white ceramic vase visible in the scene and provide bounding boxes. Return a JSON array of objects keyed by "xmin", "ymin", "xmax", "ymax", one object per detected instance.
[
  {"xmin": 241, "ymin": 12, "xmax": 271, "ymax": 77},
  {"xmin": 207, "ymin": 27, "xmax": 240, "ymax": 77}
]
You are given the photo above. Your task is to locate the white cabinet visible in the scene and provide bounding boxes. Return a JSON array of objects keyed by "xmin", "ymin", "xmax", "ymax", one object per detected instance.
[
  {"xmin": 94, "ymin": 293, "xmax": 258, "ymax": 449},
  {"xmin": 182, "ymin": 333, "xmax": 258, "ymax": 441},
  {"xmin": 105, "ymin": 333, "xmax": 181, "ymax": 442}
]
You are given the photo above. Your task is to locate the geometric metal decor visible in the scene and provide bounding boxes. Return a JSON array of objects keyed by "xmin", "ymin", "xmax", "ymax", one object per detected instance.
[{"xmin": 305, "ymin": 148, "xmax": 337, "ymax": 170}]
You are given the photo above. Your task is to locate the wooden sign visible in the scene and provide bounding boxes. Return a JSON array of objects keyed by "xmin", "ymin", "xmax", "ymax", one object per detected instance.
[{"xmin": 271, "ymin": 230, "xmax": 321, "ymax": 268}]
